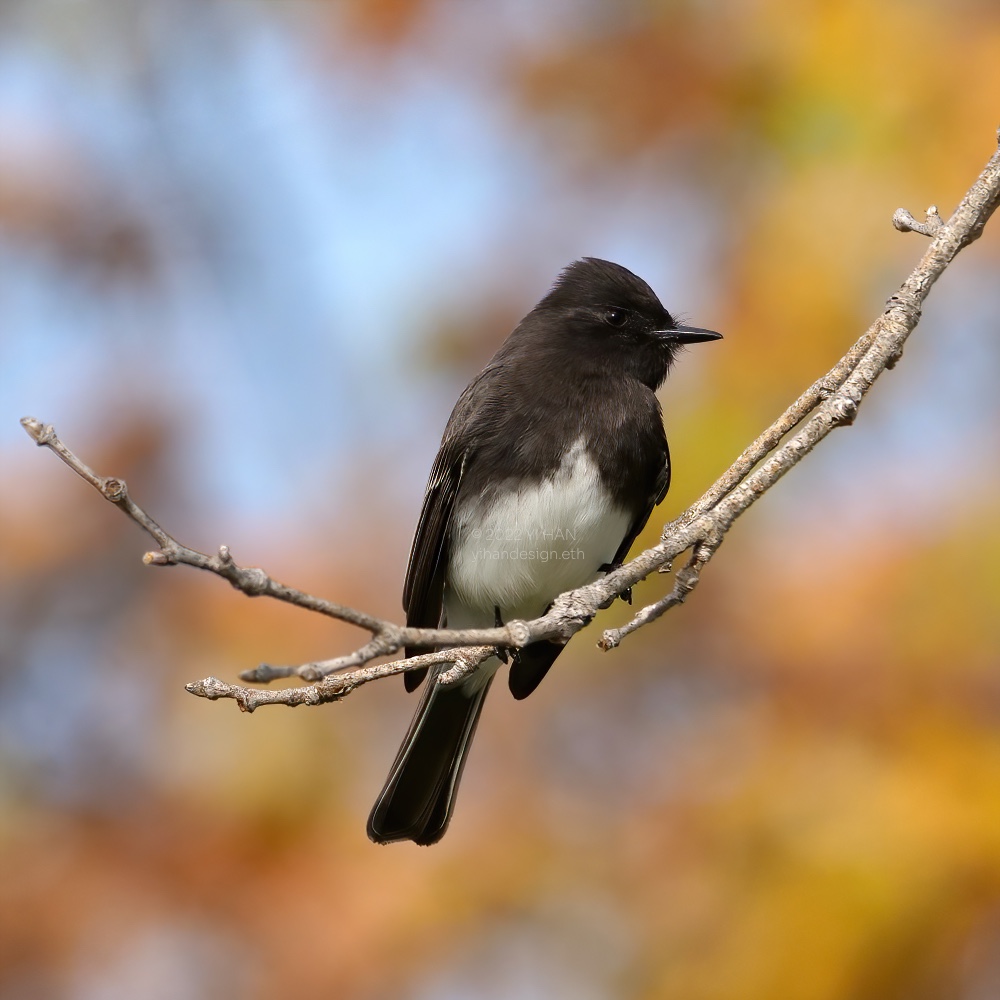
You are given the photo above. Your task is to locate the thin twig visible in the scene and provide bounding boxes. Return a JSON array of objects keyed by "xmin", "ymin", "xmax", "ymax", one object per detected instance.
[
  {"xmin": 600, "ymin": 537, "xmax": 718, "ymax": 650},
  {"xmin": 19, "ymin": 416, "xmax": 387, "ymax": 632},
  {"xmin": 186, "ymin": 646, "xmax": 497, "ymax": 712}
]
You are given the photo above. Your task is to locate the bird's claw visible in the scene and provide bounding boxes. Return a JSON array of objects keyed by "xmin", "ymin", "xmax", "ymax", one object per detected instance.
[
  {"xmin": 494, "ymin": 606, "xmax": 509, "ymax": 663},
  {"xmin": 598, "ymin": 563, "xmax": 632, "ymax": 606}
]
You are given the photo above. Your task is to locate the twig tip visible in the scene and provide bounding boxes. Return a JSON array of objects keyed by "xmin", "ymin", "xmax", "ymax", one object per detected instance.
[
  {"xmin": 598, "ymin": 630, "xmax": 620, "ymax": 651},
  {"xmin": 185, "ymin": 676, "xmax": 228, "ymax": 699},
  {"xmin": 20, "ymin": 416, "xmax": 54, "ymax": 445},
  {"xmin": 892, "ymin": 206, "xmax": 944, "ymax": 237}
]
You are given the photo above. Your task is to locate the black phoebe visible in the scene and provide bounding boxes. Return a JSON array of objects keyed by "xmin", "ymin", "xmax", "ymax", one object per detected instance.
[{"xmin": 367, "ymin": 257, "xmax": 721, "ymax": 845}]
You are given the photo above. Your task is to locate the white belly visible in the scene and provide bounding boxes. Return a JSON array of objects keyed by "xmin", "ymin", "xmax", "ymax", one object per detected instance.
[{"xmin": 446, "ymin": 438, "xmax": 632, "ymax": 625}]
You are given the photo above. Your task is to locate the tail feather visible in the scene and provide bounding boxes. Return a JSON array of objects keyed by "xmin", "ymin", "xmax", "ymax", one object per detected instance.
[
  {"xmin": 367, "ymin": 671, "xmax": 495, "ymax": 845},
  {"xmin": 507, "ymin": 639, "xmax": 565, "ymax": 700}
]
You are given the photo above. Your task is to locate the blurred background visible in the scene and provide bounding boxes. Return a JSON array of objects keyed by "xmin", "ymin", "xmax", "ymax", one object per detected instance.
[{"xmin": 2, "ymin": 1, "xmax": 999, "ymax": 997}]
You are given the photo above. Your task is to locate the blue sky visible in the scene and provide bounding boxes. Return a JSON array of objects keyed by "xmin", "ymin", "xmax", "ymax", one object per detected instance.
[
  {"xmin": 0, "ymin": 1, "xmax": 731, "ymax": 539},
  {"xmin": 1, "ymin": 0, "xmax": 996, "ymax": 547}
]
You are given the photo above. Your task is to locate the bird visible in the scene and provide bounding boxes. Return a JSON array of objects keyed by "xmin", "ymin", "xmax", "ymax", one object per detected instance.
[{"xmin": 367, "ymin": 257, "xmax": 721, "ymax": 845}]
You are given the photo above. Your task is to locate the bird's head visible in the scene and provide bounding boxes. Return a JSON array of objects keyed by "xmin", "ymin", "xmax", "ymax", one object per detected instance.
[{"xmin": 535, "ymin": 257, "xmax": 721, "ymax": 388}]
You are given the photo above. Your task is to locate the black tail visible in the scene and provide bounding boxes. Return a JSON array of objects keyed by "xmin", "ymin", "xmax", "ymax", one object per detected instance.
[
  {"xmin": 367, "ymin": 672, "xmax": 495, "ymax": 845},
  {"xmin": 507, "ymin": 639, "xmax": 565, "ymax": 700}
]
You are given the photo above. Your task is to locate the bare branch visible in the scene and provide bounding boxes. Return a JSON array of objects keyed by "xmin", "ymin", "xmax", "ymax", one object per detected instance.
[
  {"xmin": 892, "ymin": 205, "xmax": 944, "ymax": 237},
  {"xmin": 19, "ymin": 416, "xmax": 387, "ymax": 632},
  {"xmin": 600, "ymin": 536, "xmax": 719, "ymax": 651},
  {"xmin": 184, "ymin": 646, "xmax": 497, "ymax": 712},
  {"xmin": 19, "ymin": 416, "xmax": 532, "ymax": 653},
  {"xmin": 21, "ymin": 131, "xmax": 1000, "ymax": 710}
]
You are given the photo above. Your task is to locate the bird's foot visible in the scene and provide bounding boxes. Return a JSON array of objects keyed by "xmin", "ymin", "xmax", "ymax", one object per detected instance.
[
  {"xmin": 598, "ymin": 563, "xmax": 632, "ymax": 607},
  {"xmin": 494, "ymin": 606, "xmax": 509, "ymax": 663}
]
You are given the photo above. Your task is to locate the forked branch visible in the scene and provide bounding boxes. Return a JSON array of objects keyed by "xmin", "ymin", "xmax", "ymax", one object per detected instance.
[{"xmin": 21, "ymin": 130, "xmax": 1000, "ymax": 711}]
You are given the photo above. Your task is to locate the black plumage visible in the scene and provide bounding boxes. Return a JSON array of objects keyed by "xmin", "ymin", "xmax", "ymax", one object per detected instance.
[{"xmin": 368, "ymin": 257, "xmax": 721, "ymax": 845}]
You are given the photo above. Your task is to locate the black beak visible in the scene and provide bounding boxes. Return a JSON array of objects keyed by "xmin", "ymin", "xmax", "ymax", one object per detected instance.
[{"xmin": 655, "ymin": 324, "xmax": 723, "ymax": 344}]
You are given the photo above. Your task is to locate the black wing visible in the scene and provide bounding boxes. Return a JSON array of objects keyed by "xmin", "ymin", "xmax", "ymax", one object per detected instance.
[
  {"xmin": 609, "ymin": 439, "xmax": 671, "ymax": 570},
  {"xmin": 401, "ymin": 446, "xmax": 465, "ymax": 691}
]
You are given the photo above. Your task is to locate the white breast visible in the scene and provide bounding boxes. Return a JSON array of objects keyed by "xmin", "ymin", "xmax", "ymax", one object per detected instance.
[{"xmin": 446, "ymin": 438, "xmax": 632, "ymax": 626}]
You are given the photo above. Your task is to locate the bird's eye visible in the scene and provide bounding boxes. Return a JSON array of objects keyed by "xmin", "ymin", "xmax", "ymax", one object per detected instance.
[{"xmin": 604, "ymin": 308, "xmax": 628, "ymax": 327}]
